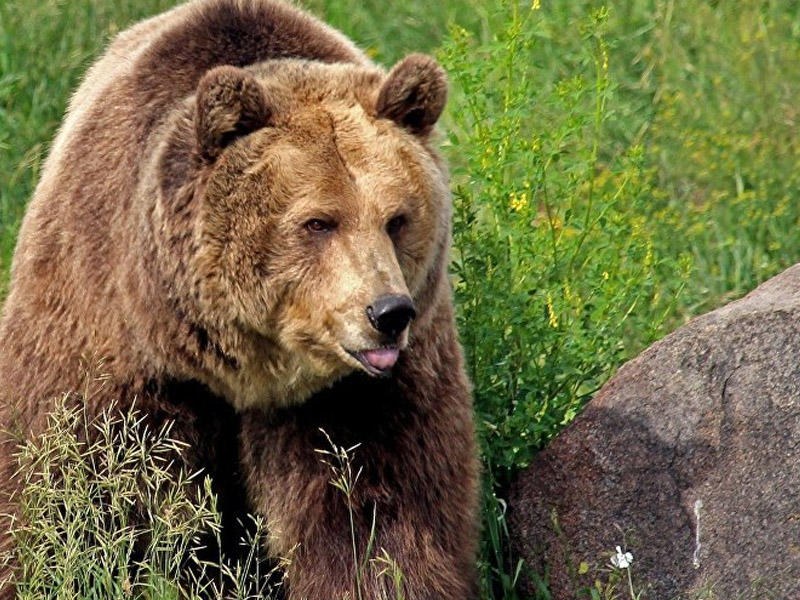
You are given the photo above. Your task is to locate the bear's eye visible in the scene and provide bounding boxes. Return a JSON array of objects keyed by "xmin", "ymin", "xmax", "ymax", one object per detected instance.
[
  {"xmin": 386, "ymin": 214, "xmax": 407, "ymax": 238},
  {"xmin": 304, "ymin": 218, "xmax": 336, "ymax": 234}
]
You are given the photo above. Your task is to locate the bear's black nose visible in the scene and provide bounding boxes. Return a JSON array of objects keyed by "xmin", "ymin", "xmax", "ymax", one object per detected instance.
[{"xmin": 367, "ymin": 294, "xmax": 417, "ymax": 338}]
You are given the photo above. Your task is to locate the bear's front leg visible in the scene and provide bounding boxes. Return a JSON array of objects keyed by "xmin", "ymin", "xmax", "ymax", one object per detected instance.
[
  {"xmin": 280, "ymin": 487, "xmax": 478, "ymax": 600},
  {"xmin": 239, "ymin": 367, "xmax": 479, "ymax": 600}
]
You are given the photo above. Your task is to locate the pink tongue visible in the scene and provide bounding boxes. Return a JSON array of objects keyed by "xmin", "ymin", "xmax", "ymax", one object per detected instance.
[{"xmin": 362, "ymin": 348, "xmax": 400, "ymax": 371}]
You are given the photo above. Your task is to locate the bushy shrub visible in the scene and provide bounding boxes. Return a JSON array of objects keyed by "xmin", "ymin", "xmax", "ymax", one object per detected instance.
[{"xmin": 440, "ymin": 2, "xmax": 685, "ymax": 475}]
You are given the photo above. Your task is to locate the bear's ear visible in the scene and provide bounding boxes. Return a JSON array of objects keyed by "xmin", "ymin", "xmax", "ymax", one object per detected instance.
[
  {"xmin": 195, "ymin": 65, "xmax": 276, "ymax": 161},
  {"xmin": 376, "ymin": 54, "xmax": 448, "ymax": 136}
]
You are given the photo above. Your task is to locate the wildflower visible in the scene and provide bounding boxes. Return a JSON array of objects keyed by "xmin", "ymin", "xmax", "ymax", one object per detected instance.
[
  {"xmin": 509, "ymin": 191, "xmax": 528, "ymax": 212},
  {"xmin": 546, "ymin": 293, "xmax": 558, "ymax": 328},
  {"xmin": 610, "ymin": 545, "xmax": 633, "ymax": 569}
]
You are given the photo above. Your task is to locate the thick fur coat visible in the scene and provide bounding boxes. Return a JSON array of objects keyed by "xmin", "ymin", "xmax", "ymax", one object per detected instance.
[{"xmin": 0, "ymin": 1, "xmax": 479, "ymax": 597}]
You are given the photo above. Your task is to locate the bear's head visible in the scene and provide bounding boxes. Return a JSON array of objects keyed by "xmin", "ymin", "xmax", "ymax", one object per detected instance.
[{"xmin": 183, "ymin": 56, "xmax": 450, "ymax": 409}]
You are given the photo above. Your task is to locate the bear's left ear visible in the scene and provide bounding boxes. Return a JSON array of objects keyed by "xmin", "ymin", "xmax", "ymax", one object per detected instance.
[
  {"xmin": 376, "ymin": 54, "xmax": 448, "ymax": 136},
  {"xmin": 195, "ymin": 65, "xmax": 277, "ymax": 161}
]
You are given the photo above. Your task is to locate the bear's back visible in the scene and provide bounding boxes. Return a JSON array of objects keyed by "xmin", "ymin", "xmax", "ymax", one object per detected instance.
[{"xmin": 43, "ymin": 0, "xmax": 370, "ymax": 201}]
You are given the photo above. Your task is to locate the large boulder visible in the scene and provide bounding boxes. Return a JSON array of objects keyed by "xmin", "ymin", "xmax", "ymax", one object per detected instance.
[{"xmin": 509, "ymin": 264, "xmax": 800, "ymax": 599}]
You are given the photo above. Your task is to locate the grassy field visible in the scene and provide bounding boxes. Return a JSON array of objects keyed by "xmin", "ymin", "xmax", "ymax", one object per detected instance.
[{"xmin": 2, "ymin": 0, "xmax": 800, "ymax": 597}]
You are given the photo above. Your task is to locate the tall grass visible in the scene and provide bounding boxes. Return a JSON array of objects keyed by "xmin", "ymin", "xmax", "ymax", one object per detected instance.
[
  {"xmin": 2, "ymin": 0, "xmax": 800, "ymax": 598},
  {"xmin": 2, "ymin": 395, "xmax": 280, "ymax": 599}
]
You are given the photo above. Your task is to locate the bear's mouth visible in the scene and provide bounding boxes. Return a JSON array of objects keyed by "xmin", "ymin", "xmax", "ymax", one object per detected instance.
[{"xmin": 346, "ymin": 347, "xmax": 400, "ymax": 377}]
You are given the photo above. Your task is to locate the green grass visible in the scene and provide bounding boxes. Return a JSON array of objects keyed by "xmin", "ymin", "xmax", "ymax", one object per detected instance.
[{"xmin": 2, "ymin": 0, "xmax": 800, "ymax": 598}]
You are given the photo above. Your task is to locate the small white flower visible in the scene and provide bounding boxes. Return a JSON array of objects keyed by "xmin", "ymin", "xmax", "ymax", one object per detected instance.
[{"xmin": 610, "ymin": 545, "xmax": 633, "ymax": 569}]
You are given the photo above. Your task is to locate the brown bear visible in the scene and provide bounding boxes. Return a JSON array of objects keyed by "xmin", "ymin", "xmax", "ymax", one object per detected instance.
[{"xmin": 0, "ymin": 0, "xmax": 479, "ymax": 598}]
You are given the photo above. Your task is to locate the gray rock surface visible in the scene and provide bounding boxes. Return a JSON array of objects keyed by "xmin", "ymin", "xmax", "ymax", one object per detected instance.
[{"xmin": 508, "ymin": 264, "xmax": 800, "ymax": 599}]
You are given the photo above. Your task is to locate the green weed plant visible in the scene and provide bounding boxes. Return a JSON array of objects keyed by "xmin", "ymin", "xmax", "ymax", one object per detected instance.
[
  {"xmin": 439, "ymin": 5, "xmax": 687, "ymax": 594},
  {"xmin": 441, "ymin": 2, "xmax": 681, "ymax": 474},
  {"xmin": 1, "ymin": 392, "xmax": 279, "ymax": 599}
]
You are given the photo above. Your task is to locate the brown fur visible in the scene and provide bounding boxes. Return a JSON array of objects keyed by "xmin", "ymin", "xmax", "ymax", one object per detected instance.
[{"xmin": 0, "ymin": 1, "xmax": 478, "ymax": 597}]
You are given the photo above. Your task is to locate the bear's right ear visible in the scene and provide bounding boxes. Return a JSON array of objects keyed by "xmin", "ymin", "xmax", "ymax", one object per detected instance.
[
  {"xmin": 195, "ymin": 65, "xmax": 275, "ymax": 161},
  {"xmin": 376, "ymin": 54, "xmax": 448, "ymax": 136}
]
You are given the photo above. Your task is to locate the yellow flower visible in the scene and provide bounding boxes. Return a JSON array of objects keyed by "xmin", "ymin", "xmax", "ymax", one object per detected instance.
[
  {"xmin": 509, "ymin": 191, "xmax": 528, "ymax": 212},
  {"xmin": 563, "ymin": 282, "xmax": 570, "ymax": 301},
  {"xmin": 644, "ymin": 241, "xmax": 654, "ymax": 268},
  {"xmin": 546, "ymin": 293, "xmax": 558, "ymax": 328}
]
